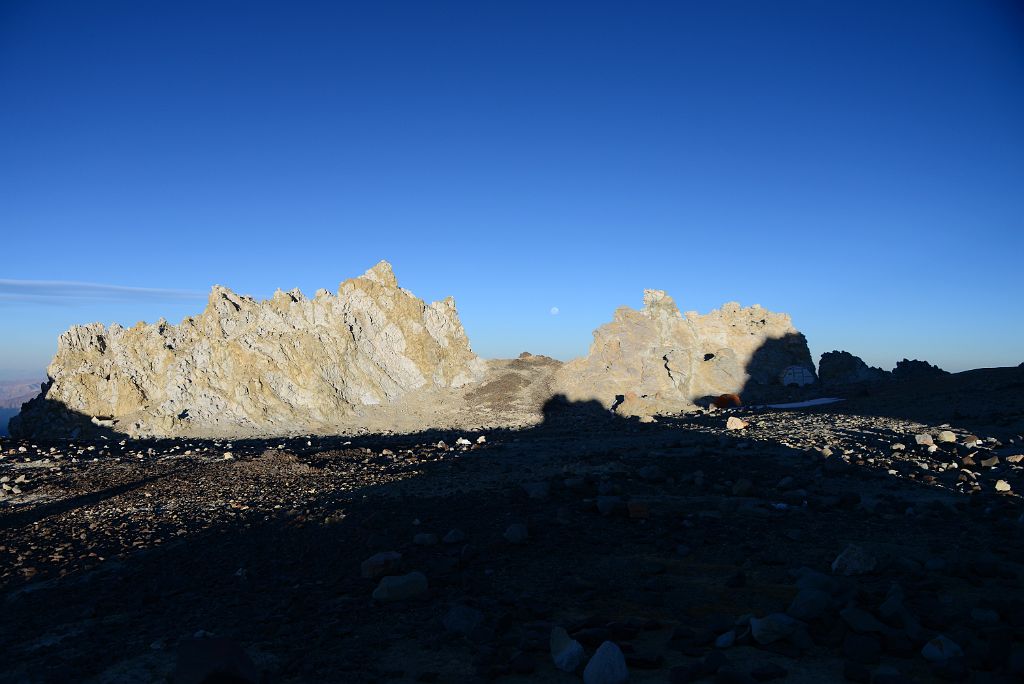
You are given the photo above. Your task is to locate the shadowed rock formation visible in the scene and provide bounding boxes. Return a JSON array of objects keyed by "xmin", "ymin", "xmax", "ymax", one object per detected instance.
[
  {"xmin": 11, "ymin": 262, "xmax": 485, "ymax": 438},
  {"xmin": 552, "ymin": 289, "xmax": 815, "ymax": 415},
  {"xmin": 892, "ymin": 358, "xmax": 948, "ymax": 381},
  {"xmin": 818, "ymin": 350, "xmax": 891, "ymax": 386}
]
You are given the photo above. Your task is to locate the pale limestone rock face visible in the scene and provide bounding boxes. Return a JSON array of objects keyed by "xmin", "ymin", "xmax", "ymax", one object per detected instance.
[
  {"xmin": 552, "ymin": 289, "xmax": 814, "ymax": 415},
  {"xmin": 11, "ymin": 261, "xmax": 486, "ymax": 438}
]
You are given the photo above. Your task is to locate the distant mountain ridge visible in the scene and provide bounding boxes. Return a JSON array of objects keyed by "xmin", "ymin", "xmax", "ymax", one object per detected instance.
[{"xmin": 0, "ymin": 380, "xmax": 42, "ymax": 409}]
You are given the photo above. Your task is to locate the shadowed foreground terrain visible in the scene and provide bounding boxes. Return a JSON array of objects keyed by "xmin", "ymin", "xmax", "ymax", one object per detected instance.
[{"xmin": 1, "ymin": 369, "xmax": 1023, "ymax": 683}]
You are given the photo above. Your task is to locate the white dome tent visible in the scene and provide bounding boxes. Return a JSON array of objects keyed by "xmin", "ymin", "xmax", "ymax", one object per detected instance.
[{"xmin": 780, "ymin": 365, "xmax": 816, "ymax": 387}]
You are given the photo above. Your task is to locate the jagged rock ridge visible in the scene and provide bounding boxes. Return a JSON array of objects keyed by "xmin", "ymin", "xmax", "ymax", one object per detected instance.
[
  {"xmin": 818, "ymin": 350, "xmax": 891, "ymax": 386},
  {"xmin": 11, "ymin": 262, "xmax": 486, "ymax": 438},
  {"xmin": 552, "ymin": 289, "xmax": 815, "ymax": 415}
]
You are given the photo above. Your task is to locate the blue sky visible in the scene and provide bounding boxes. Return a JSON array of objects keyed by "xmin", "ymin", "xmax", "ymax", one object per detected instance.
[{"xmin": 1, "ymin": 0, "xmax": 1022, "ymax": 380}]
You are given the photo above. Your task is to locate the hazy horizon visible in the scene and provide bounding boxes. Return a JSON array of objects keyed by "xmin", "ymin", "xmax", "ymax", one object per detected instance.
[{"xmin": 2, "ymin": 1, "xmax": 1022, "ymax": 380}]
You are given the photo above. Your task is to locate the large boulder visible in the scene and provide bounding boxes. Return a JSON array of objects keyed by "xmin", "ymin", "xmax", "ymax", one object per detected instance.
[
  {"xmin": 892, "ymin": 358, "xmax": 948, "ymax": 381},
  {"xmin": 11, "ymin": 262, "xmax": 486, "ymax": 438},
  {"xmin": 552, "ymin": 289, "xmax": 814, "ymax": 415},
  {"xmin": 818, "ymin": 351, "xmax": 890, "ymax": 386}
]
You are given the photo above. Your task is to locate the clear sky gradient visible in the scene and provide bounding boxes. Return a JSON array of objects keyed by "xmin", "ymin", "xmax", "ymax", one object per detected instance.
[{"xmin": 1, "ymin": 1, "xmax": 1022, "ymax": 381}]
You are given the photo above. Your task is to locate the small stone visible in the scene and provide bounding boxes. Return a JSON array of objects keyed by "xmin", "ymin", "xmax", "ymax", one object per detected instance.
[
  {"xmin": 361, "ymin": 551, "xmax": 402, "ymax": 579},
  {"xmin": 455, "ymin": 437, "xmax": 471, "ymax": 446},
  {"xmin": 222, "ymin": 452, "xmax": 234, "ymax": 460},
  {"xmin": 995, "ymin": 480, "xmax": 1012, "ymax": 492},
  {"xmin": 749, "ymin": 663, "xmax": 787, "ymax": 681},
  {"xmin": 442, "ymin": 604, "xmax": 484, "ymax": 635},
  {"xmin": 840, "ymin": 606, "xmax": 887, "ymax": 634},
  {"xmin": 831, "ymin": 544, "xmax": 877, "ymax": 576},
  {"xmin": 1008, "ymin": 646, "xmax": 1024, "ymax": 676},
  {"xmin": 732, "ymin": 479, "xmax": 753, "ymax": 496},
  {"xmin": 172, "ymin": 637, "xmax": 259, "ymax": 684},
  {"xmin": 921, "ymin": 634, "xmax": 963, "ymax": 663},
  {"xmin": 476, "ymin": 435, "xmax": 486, "ymax": 444},
  {"xmin": 637, "ymin": 465, "xmax": 665, "ymax": 482},
  {"xmin": 414, "ymin": 533, "xmax": 438, "ymax": 546},
  {"xmin": 937, "ymin": 430, "xmax": 956, "ymax": 443},
  {"xmin": 842, "ymin": 661, "xmax": 871, "ymax": 682},
  {"xmin": 914, "ymin": 433, "xmax": 933, "ymax": 446},
  {"xmin": 442, "ymin": 529, "xmax": 466, "ymax": 544},
  {"xmin": 969, "ymin": 607, "xmax": 999, "ymax": 623},
  {"xmin": 725, "ymin": 571, "xmax": 746, "ymax": 588},
  {"xmin": 504, "ymin": 523, "xmax": 529, "ymax": 544},
  {"xmin": 787, "ymin": 588, "xmax": 831, "ymax": 622},
  {"xmin": 749, "ymin": 613, "xmax": 798, "ymax": 645},
  {"xmin": 550, "ymin": 626, "xmax": 585, "ymax": 673},
  {"xmin": 583, "ymin": 641, "xmax": 629, "ymax": 684},
  {"xmin": 522, "ymin": 481, "xmax": 550, "ymax": 499},
  {"xmin": 564, "ymin": 476, "xmax": 586, "ymax": 490},
  {"xmin": 714, "ymin": 630, "xmax": 736, "ymax": 648},
  {"xmin": 980, "ymin": 456, "xmax": 1000, "ymax": 467},
  {"xmin": 1005, "ymin": 454, "xmax": 1023, "ymax": 464},
  {"xmin": 508, "ymin": 652, "xmax": 536, "ymax": 674},
  {"xmin": 372, "ymin": 571, "xmax": 428, "ymax": 602},
  {"xmin": 702, "ymin": 651, "xmax": 728, "ymax": 674},
  {"xmin": 843, "ymin": 633, "xmax": 881, "ymax": 664},
  {"xmin": 726, "ymin": 417, "xmax": 748, "ymax": 431},
  {"xmin": 596, "ymin": 496, "xmax": 622, "ymax": 516}
]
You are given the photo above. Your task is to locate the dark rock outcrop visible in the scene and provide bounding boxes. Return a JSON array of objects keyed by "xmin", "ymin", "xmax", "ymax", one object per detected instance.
[
  {"xmin": 818, "ymin": 351, "xmax": 890, "ymax": 386},
  {"xmin": 892, "ymin": 358, "xmax": 948, "ymax": 381}
]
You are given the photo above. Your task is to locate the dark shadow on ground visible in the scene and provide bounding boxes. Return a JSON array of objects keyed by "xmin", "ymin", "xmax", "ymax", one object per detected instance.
[
  {"xmin": 3, "ymin": 392, "xmax": 1021, "ymax": 683},
  {"xmin": 0, "ymin": 469, "xmax": 181, "ymax": 531},
  {"xmin": 821, "ymin": 366, "xmax": 1024, "ymax": 438}
]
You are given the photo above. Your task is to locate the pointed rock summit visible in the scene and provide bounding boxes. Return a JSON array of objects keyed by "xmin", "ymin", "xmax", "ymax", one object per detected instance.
[
  {"xmin": 359, "ymin": 259, "xmax": 399, "ymax": 287},
  {"xmin": 11, "ymin": 262, "xmax": 485, "ymax": 438}
]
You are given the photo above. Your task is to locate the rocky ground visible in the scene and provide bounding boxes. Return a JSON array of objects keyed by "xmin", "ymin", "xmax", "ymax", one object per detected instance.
[{"xmin": 1, "ymin": 367, "xmax": 1023, "ymax": 684}]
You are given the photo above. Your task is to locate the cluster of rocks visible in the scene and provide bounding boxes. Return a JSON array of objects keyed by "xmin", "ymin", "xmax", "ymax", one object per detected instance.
[
  {"xmin": 818, "ymin": 351, "xmax": 950, "ymax": 388},
  {"xmin": 892, "ymin": 359, "xmax": 950, "ymax": 381},
  {"xmin": 818, "ymin": 351, "xmax": 891, "ymax": 386}
]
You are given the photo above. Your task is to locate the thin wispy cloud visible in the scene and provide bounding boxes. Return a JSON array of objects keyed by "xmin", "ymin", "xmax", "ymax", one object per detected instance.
[{"xmin": 0, "ymin": 279, "xmax": 206, "ymax": 305}]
